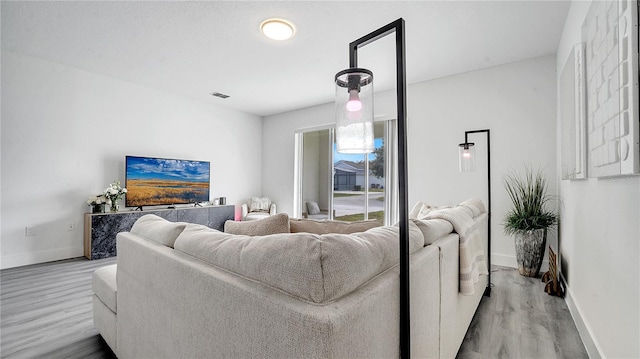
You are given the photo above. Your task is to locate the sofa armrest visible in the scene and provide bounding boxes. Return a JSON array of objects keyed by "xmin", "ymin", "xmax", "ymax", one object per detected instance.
[{"xmin": 430, "ymin": 233, "xmax": 459, "ymax": 358}]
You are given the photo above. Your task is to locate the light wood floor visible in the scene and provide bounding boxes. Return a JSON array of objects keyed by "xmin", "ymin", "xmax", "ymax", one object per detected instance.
[
  {"xmin": 1, "ymin": 258, "xmax": 587, "ymax": 358},
  {"xmin": 457, "ymin": 267, "xmax": 588, "ymax": 358},
  {"xmin": 1, "ymin": 257, "xmax": 117, "ymax": 359}
]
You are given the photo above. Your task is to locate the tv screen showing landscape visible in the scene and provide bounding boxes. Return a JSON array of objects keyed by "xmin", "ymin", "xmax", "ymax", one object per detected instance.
[{"xmin": 125, "ymin": 156, "xmax": 210, "ymax": 207}]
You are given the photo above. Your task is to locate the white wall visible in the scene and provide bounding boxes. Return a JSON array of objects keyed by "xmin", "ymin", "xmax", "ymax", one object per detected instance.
[
  {"xmin": 263, "ymin": 55, "xmax": 558, "ymax": 269},
  {"xmin": 556, "ymin": 1, "xmax": 640, "ymax": 358},
  {"xmin": 262, "ymin": 103, "xmax": 335, "ymax": 215},
  {"xmin": 1, "ymin": 51, "xmax": 263, "ymax": 269}
]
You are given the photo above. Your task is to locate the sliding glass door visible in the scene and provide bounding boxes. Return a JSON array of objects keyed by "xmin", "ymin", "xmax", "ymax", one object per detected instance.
[
  {"xmin": 332, "ymin": 121, "xmax": 386, "ymax": 222},
  {"xmin": 295, "ymin": 120, "xmax": 395, "ymax": 224},
  {"xmin": 297, "ymin": 128, "xmax": 333, "ymax": 219}
]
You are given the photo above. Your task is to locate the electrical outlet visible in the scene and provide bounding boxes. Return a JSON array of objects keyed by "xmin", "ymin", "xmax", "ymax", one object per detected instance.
[
  {"xmin": 67, "ymin": 223, "xmax": 76, "ymax": 232},
  {"xmin": 25, "ymin": 227, "xmax": 35, "ymax": 237}
]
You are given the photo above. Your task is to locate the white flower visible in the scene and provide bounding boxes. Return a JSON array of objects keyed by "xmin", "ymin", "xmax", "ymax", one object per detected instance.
[{"xmin": 101, "ymin": 180, "xmax": 127, "ymax": 203}]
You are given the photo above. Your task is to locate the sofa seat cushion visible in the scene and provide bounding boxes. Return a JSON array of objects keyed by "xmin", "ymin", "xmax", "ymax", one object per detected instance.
[
  {"xmin": 290, "ymin": 218, "xmax": 382, "ymax": 234},
  {"xmin": 130, "ymin": 214, "xmax": 187, "ymax": 248},
  {"xmin": 244, "ymin": 211, "xmax": 271, "ymax": 221},
  {"xmin": 92, "ymin": 264, "xmax": 117, "ymax": 313},
  {"xmin": 174, "ymin": 221, "xmax": 424, "ymax": 303}
]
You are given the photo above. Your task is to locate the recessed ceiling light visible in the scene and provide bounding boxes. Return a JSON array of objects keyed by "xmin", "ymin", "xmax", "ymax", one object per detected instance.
[{"xmin": 260, "ymin": 18, "xmax": 295, "ymax": 41}]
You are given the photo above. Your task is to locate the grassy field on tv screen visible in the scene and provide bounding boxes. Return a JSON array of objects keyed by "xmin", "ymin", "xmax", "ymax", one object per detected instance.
[{"xmin": 125, "ymin": 157, "xmax": 210, "ymax": 206}]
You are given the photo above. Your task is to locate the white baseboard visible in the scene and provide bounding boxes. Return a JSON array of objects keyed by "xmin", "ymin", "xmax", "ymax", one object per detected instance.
[
  {"xmin": 491, "ymin": 253, "xmax": 516, "ymax": 268},
  {"xmin": 491, "ymin": 253, "xmax": 549, "ymax": 273},
  {"xmin": 561, "ymin": 273, "xmax": 603, "ymax": 359},
  {"xmin": 0, "ymin": 246, "xmax": 84, "ymax": 269}
]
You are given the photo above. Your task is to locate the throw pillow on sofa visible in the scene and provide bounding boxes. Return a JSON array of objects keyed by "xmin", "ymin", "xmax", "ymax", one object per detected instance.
[
  {"xmin": 249, "ymin": 197, "xmax": 271, "ymax": 212},
  {"xmin": 305, "ymin": 201, "xmax": 321, "ymax": 215},
  {"xmin": 409, "ymin": 201, "xmax": 452, "ymax": 220},
  {"xmin": 225, "ymin": 213, "xmax": 290, "ymax": 235},
  {"xmin": 457, "ymin": 198, "xmax": 486, "ymax": 218},
  {"xmin": 130, "ymin": 214, "xmax": 187, "ymax": 248}
]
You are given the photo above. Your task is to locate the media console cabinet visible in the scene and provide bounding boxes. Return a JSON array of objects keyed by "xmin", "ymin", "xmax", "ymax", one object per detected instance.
[{"xmin": 84, "ymin": 205, "xmax": 235, "ymax": 259}]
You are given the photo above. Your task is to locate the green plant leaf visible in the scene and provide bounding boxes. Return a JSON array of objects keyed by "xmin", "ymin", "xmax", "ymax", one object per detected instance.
[{"xmin": 502, "ymin": 166, "xmax": 557, "ymax": 235}]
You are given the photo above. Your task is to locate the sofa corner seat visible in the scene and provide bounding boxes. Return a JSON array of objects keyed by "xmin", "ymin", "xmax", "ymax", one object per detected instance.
[
  {"xmin": 93, "ymin": 206, "xmax": 490, "ymax": 358},
  {"xmin": 109, "ymin": 216, "xmax": 441, "ymax": 358}
]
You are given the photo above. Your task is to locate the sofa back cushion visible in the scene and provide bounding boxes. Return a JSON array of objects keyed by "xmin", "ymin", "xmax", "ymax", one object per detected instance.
[
  {"xmin": 458, "ymin": 198, "xmax": 486, "ymax": 218},
  {"xmin": 289, "ymin": 218, "xmax": 382, "ymax": 234},
  {"xmin": 173, "ymin": 221, "xmax": 424, "ymax": 303},
  {"xmin": 224, "ymin": 213, "xmax": 290, "ymax": 235},
  {"xmin": 130, "ymin": 214, "xmax": 187, "ymax": 248},
  {"xmin": 410, "ymin": 218, "xmax": 454, "ymax": 245}
]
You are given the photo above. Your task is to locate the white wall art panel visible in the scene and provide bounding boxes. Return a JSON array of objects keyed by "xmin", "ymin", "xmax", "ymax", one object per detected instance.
[
  {"xmin": 582, "ymin": 0, "xmax": 639, "ymax": 177},
  {"xmin": 560, "ymin": 43, "xmax": 588, "ymax": 180}
]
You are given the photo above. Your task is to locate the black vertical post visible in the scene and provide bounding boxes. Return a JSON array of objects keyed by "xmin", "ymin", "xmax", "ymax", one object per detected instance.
[
  {"xmin": 349, "ymin": 18, "xmax": 409, "ymax": 358},
  {"xmin": 464, "ymin": 129, "xmax": 491, "ymax": 296},
  {"xmin": 486, "ymin": 130, "xmax": 491, "ymax": 296},
  {"xmin": 395, "ymin": 20, "xmax": 410, "ymax": 359}
]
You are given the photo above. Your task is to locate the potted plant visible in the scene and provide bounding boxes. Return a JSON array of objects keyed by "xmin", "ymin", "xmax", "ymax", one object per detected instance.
[{"xmin": 503, "ymin": 167, "xmax": 558, "ymax": 277}]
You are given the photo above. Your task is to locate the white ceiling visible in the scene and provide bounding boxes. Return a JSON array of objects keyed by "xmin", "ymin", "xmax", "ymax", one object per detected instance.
[{"xmin": 2, "ymin": 1, "xmax": 571, "ymax": 117}]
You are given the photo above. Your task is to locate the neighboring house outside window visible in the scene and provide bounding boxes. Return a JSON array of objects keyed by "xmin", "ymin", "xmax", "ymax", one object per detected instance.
[{"xmin": 333, "ymin": 160, "xmax": 384, "ymax": 191}]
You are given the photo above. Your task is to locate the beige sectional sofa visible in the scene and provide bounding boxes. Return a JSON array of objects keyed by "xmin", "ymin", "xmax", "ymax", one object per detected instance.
[{"xmin": 93, "ymin": 201, "xmax": 488, "ymax": 358}]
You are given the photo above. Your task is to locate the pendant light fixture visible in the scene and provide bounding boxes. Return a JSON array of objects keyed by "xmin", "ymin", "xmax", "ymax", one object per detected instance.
[
  {"xmin": 458, "ymin": 142, "xmax": 476, "ymax": 172},
  {"xmin": 334, "ymin": 68, "xmax": 374, "ymax": 154}
]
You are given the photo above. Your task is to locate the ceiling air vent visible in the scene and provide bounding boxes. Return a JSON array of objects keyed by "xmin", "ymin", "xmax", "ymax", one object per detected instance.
[{"xmin": 210, "ymin": 92, "xmax": 230, "ymax": 99}]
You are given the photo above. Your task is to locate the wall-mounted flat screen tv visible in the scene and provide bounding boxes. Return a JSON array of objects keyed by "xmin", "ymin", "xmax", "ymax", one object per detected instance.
[{"xmin": 125, "ymin": 156, "xmax": 210, "ymax": 208}]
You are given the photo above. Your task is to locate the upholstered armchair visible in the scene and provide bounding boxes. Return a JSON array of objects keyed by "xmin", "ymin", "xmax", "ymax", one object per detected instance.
[{"xmin": 241, "ymin": 197, "xmax": 277, "ymax": 221}]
